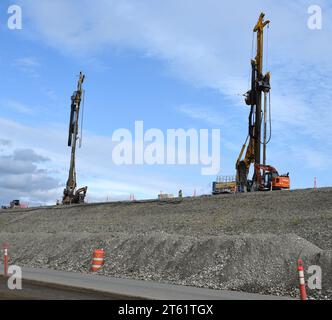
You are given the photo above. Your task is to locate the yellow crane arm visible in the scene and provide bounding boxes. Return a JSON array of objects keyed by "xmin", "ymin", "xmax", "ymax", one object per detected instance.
[{"xmin": 236, "ymin": 135, "xmax": 255, "ymax": 172}]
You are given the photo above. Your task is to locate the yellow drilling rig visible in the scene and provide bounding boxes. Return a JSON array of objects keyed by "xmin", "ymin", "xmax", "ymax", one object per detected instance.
[
  {"xmin": 213, "ymin": 13, "xmax": 290, "ymax": 194},
  {"xmin": 62, "ymin": 72, "xmax": 88, "ymax": 205},
  {"xmin": 236, "ymin": 12, "xmax": 290, "ymax": 192}
]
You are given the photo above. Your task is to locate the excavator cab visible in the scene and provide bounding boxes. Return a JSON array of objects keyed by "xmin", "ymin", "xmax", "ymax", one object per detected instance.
[
  {"xmin": 259, "ymin": 170, "xmax": 274, "ymax": 191},
  {"xmin": 255, "ymin": 164, "xmax": 290, "ymax": 191}
]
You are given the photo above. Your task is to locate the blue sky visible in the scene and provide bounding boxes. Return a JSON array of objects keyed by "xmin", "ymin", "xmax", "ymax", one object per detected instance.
[{"xmin": 0, "ymin": 0, "xmax": 331, "ymax": 205}]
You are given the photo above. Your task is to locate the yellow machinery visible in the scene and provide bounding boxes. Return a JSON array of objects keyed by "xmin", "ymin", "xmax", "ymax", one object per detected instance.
[
  {"xmin": 212, "ymin": 176, "xmax": 237, "ymax": 194},
  {"xmin": 236, "ymin": 13, "xmax": 290, "ymax": 192}
]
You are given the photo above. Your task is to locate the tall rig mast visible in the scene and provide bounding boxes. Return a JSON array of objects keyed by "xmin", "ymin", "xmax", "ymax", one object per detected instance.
[
  {"xmin": 62, "ymin": 72, "xmax": 88, "ymax": 205},
  {"xmin": 236, "ymin": 13, "xmax": 271, "ymax": 191},
  {"xmin": 252, "ymin": 12, "xmax": 270, "ymax": 167}
]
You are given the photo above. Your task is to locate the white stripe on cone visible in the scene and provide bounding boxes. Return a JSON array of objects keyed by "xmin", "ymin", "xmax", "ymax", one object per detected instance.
[{"xmin": 93, "ymin": 258, "xmax": 104, "ymax": 262}]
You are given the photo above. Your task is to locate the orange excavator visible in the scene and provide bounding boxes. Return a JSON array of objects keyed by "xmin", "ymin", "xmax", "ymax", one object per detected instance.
[
  {"xmin": 254, "ymin": 164, "xmax": 290, "ymax": 191},
  {"xmin": 236, "ymin": 13, "xmax": 290, "ymax": 192}
]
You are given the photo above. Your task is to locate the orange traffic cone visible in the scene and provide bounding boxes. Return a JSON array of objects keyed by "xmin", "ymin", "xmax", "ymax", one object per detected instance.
[
  {"xmin": 91, "ymin": 249, "xmax": 105, "ymax": 272},
  {"xmin": 297, "ymin": 259, "xmax": 308, "ymax": 300}
]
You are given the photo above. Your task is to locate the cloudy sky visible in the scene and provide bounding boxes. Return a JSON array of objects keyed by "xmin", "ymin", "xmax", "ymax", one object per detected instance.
[{"xmin": 0, "ymin": 0, "xmax": 331, "ymax": 206}]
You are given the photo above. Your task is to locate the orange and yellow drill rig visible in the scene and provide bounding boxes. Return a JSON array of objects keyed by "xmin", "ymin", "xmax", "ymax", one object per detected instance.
[
  {"xmin": 213, "ymin": 13, "xmax": 290, "ymax": 195},
  {"xmin": 236, "ymin": 12, "xmax": 290, "ymax": 192}
]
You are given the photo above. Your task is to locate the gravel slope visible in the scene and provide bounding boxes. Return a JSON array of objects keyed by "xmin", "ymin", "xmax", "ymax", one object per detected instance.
[{"xmin": 0, "ymin": 188, "xmax": 331, "ymax": 299}]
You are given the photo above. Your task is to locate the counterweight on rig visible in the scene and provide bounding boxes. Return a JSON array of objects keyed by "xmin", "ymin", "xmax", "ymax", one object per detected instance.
[{"xmin": 62, "ymin": 72, "xmax": 88, "ymax": 205}]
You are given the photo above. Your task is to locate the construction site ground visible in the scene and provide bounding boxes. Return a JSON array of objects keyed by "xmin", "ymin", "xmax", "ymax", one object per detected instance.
[{"xmin": 0, "ymin": 188, "xmax": 331, "ymax": 299}]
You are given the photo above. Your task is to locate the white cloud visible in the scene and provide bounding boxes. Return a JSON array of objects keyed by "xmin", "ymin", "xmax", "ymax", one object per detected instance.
[
  {"xmin": 3, "ymin": 0, "xmax": 331, "ymax": 195},
  {"xmin": 0, "ymin": 139, "xmax": 11, "ymax": 147},
  {"xmin": 0, "ymin": 147, "xmax": 60, "ymax": 206},
  {"xmin": 18, "ymin": 0, "xmax": 332, "ymax": 140},
  {"xmin": 12, "ymin": 56, "xmax": 41, "ymax": 77},
  {"xmin": 177, "ymin": 105, "xmax": 226, "ymax": 127},
  {"xmin": 290, "ymin": 146, "xmax": 330, "ymax": 170},
  {"xmin": 14, "ymin": 57, "xmax": 40, "ymax": 68},
  {"xmin": 0, "ymin": 99, "xmax": 34, "ymax": 115},
  {"xmin": 0, "ymin": 117, "xmax": 202, "ymax": 205}
]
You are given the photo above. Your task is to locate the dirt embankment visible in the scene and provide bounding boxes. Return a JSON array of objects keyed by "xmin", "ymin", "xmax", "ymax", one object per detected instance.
[{"xmin": 0, "ymin": 188, "xmax": 331, "ymax": 299}]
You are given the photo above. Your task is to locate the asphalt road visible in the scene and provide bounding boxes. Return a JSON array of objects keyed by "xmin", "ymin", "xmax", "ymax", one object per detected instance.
[
  {"xmin": 0, "ymin": 265, "xmax": 291, "ymax": 300},
  {"xmin": 0, "ymin": 276, "xmax": 134, "ymax": 300}
]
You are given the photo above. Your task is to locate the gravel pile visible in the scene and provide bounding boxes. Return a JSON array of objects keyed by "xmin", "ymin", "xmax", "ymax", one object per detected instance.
[{"xmin": 0, "ymin": 188, "xmax": 331, "ymax": 299}]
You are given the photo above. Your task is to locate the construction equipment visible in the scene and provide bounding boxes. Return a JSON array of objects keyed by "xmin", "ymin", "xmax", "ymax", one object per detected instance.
[
  {"xmin": 236, "ymin": 13, "xmax": 290, "ymax": 192},
  {"xmin": 254, "ymin": 164, "xmax": 290, "ymax": 191},
  {"xmin": 158, "ymin": 193, "xmax": 174, "ymax": 200},
  {"xmin": 212, "ymin": 176, "xmax": 237, "ymax": 194},
  {"xmin": 62, "ymin": 72, "xmax": 88, "ymax": 205},
  {"xmin": 10, "ymin": 200, "xmax": 21, "ymax": 209}
]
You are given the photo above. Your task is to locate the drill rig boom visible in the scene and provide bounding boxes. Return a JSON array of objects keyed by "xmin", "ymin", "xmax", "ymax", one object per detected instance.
[
  {"xmin": 236, "ymin": 13, "xmax": 290, "ymax": 192},
  {"xmin": 62, "ymin": 72, "xmax": 88, "ymax": 205},
  {"xmin": 236, "ymin": 13, "xmax": 271, "ymax": 192}
]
